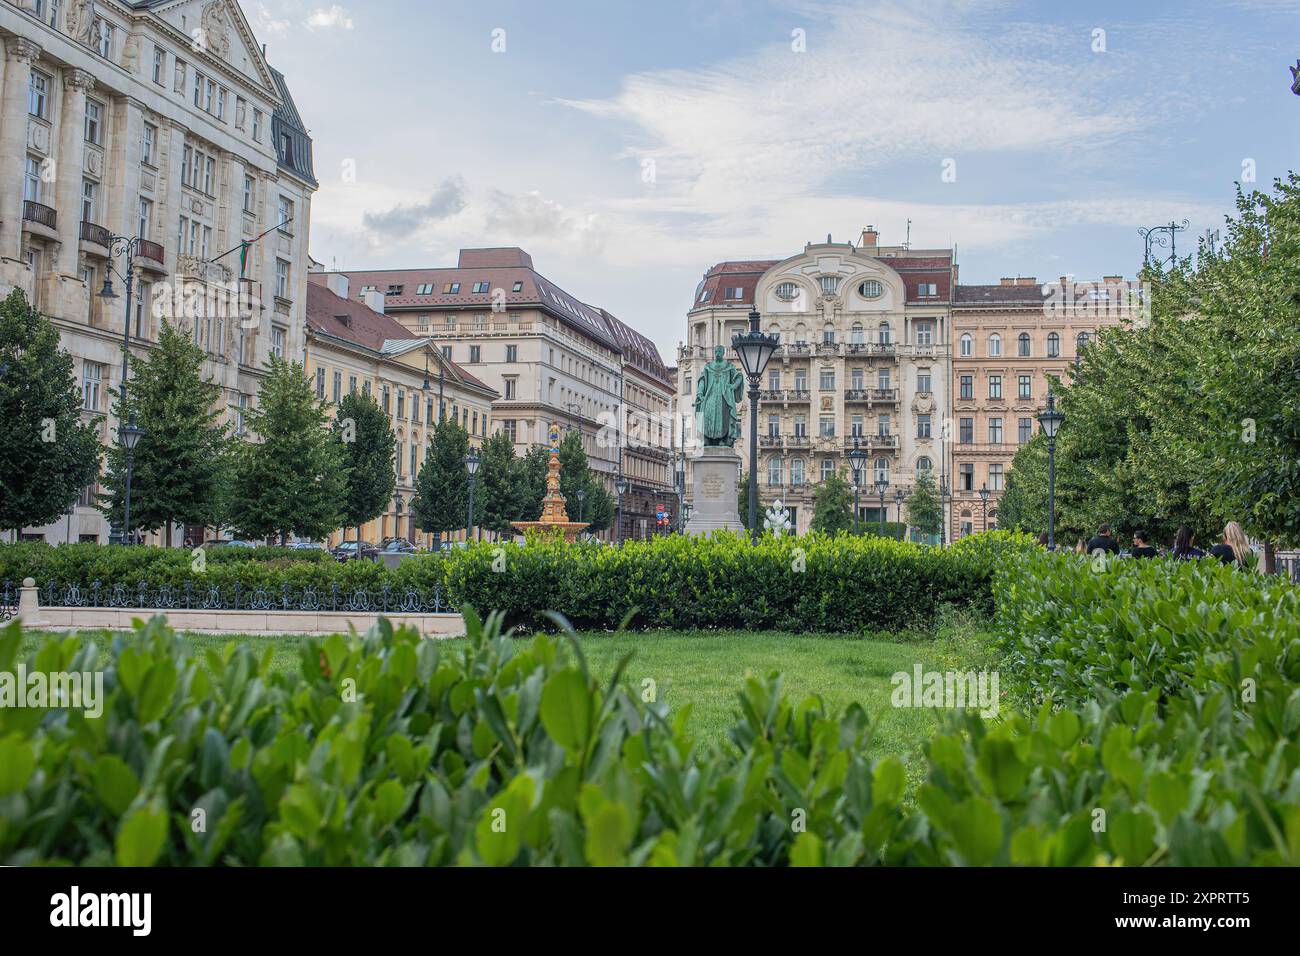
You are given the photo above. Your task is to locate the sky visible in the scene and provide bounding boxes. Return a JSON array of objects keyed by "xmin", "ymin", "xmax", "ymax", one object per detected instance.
[{"xmin": 251, "ymin": 0, "xmax": 1300, "ymax": 361}]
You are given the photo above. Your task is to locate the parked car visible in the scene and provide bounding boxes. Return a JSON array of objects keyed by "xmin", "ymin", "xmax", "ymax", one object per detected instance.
[
  {"xmin": 380, "ymin": 537, "xmax": 418, "ymax": 553},
  {"xmin": 291, "ymin": 541, "xmax": 327, "ymax": 551},
  {"xmin": 204, "ymin": 539, "xmax": 254, "ymax": 548},
  {"xmin": 330, "ymin": 540, "xmax": 379, "ymax": 561},
  {"xmin": 437, "ymin": 540, "xmax": 469, "ymax": 553}
]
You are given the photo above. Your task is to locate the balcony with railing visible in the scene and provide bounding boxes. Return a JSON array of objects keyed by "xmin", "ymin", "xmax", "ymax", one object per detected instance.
[
  {"xmin": 779, "ymin": 343, "xmax": 811, "ymax": 356},
  {"xmin": 786, "ymin": 389, "xmax": 810, "ymax": 402},
  {"xmin": 22, "ymin": 200, "xmax": 57, "ymax": 234},
  {"xmin": 868, "ymin": 433, "xmax": 899, "ymax": 449},
  {"xmin": 759, "ymin": 389, "xmax": 785, "ymax": 402},
  {"xmin": 871, "ymin": 388, "xmax": 900, "ymax": 403},
  {"xmin": 79, "ymin": 220, "xmax": 112, "ymax": 252},
  {"xmin": 815, "ymin": 341, "xmax": 841, "ymax": 356},
  {"xmin": 136, "ymin": 239, "xmax": 166, "ymax": 271},
  {"xmin": 786, "ymin": 433, "xmax": 811, "ymax": 448}
]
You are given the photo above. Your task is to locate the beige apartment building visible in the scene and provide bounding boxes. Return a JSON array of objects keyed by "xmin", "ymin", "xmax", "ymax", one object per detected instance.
[
  {"xmin": 678, "ymin": 229, "xmax": 954, "ymax": 535},
  {"xmin": 315, "ymin": 248, "xmax": 678, "ymax": 532},
  {"xmin": 948, "ymin": 275, "xmax": 1132, "ymax": 538},
  {"xmin": 1, "ymin": 0, "xmax": 316, "ymax": 543},
  {"xmin": 305, "ymin": 276, "xmax": 497, "ymax": 548}
]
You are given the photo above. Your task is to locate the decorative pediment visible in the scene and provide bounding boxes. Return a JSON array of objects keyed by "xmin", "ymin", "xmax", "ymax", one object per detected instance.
[{"xmin": 143, "ymin": 0, "xmax": 279, "ymax": 96}]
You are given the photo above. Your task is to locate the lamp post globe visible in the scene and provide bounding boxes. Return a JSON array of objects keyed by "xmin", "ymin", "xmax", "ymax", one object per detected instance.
[
  {"xmin": 1037, "ymin": 390, "xmax": 1065, "ymax": 549},
  {"xmin": 120, "ymin": 415, "xmax": 146, "ymax": 546},
  {"xmin": 464, "ymin": 452, "xmax": 481, "ymax": 541},
  {"xmin": 731, "ymin": 306, "xmax": 780, "ymax": 545},
  {"xmin": 847, "ymin": 437, "xmax": 867, "ymax": 534},
  {"xmin": 874, "ymin": 474, "xmax": 888, "ymax": 536}
]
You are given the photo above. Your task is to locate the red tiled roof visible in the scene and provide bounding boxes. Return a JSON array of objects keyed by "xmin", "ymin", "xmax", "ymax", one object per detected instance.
[
  {"xmin": 954, "ymin": 284, "xmax": 1049, "ymax": 305},
  {"xmin": 305, "ymin": 282, "xmax": 495, "ymax": 394},
  {"xmin": 691, "ymin": 260, "xmax": 779, "ymax": 311},
  {"xmin": 310, "ymin": 248, "xmax": 619, "ymax": 352}
]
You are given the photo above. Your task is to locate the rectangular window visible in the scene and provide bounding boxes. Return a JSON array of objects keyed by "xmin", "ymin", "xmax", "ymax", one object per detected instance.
[
  {"xmin": 142, "ymin": 123, "xmax": 156, "ymax": 165},
  {"xmin": 819, "ymin": 416, "xmax": 835, "ymax": 438},
  {"xmin": 333, "ymin": 371, "xmax": 342, "ymax": 403},
  {"xmin": 349, "ymin": 375, "xmax": 357, "ymax": 394},
  {"xmin": 851, "ymin": 368, "xmax": 864, "ymax": 390},
  {"xmin": 381, "ymin": 385, "xmax": 391, "ymax": 414},
  {"xmin": 138, "ymin": 198, "xmax": 151, "ymax": 240},
  {"xmin": 244, "ymin": 174, "xmax": 255, "ymax": 213},
  {"xmin": 152, "ymin": 46, "xmax": 165, "ymax": 85},
  {"xmin": 396, "ymin": 442, "xmax": 403, "ymax": 477},
  {"xmin": 917, "ymin": 368, "xmax": 931, "ymax": 393},
  {"xmin": 1018, "ymin": 417, "xmax": 1033, "ymax": 443},
  {"xmin": 851, "ymin": 414, "xmax": 863, "ymax": 437},
  {"xmin": 877, "ymin": 368, "xmax": 891, "ymax": 390},
  {"xmin": 96, "ymin": 19, "xmax": 113, "ymax": 58},
  {"xmin": 84, "ymin": 100, "xmax": 104, "ymax": 145},
  {"xmin": 81, "ymin": 179, "xmax": 97, "ymax": 223},
  {"xmin": 821, "ymin": 458, "xmax": 835, "ymax": 481},
  {"xmin": 794, "ymin": 370, "xmax": 807, "ymax": 392},
  {"xmin": 472, "ymin": 281, "xmax": 490, "ymax": 294},
  {"xmin": 989, "ymin": 463, "xmax": 1005, "ymax": 492},
  {"xmin": 1018, "ymin": 375, "xmax": 1032, "ymax": 400},
  {"xmin": 504, "ymin": 379, "xmax": 517, "ymax": 400},
  {"xmin": 989, "ymin": 418, "xmax": 1003, "ymax": 444},
  {"xmin": 217, "ymin": 88, "xmax": 227, "ymax": 121},
  {"xmin": 443, "ymin": 282, "xmax": 460, "ymax": 294},
  {"xmin": 316, "ymin": 367, "xmax": 325, "ymax": 399},
  {"xmin": 989, "ymin": 376, "xmax": 1002, "ymax": 400},
  {"xmin": 410, "ymin": 443, "xmax": 418, "ymax": 477},
  {"xmin": 397, "ymin": 390, "xmax": 405, "ymax": 420},
  {"xmin": 203, "ymin": 156, "xmax": 214, "ymax": 194},
  {"xmin": 275, "ymin": 259, "xmax": 290, "ymax": 299},
  {"xmin": 24, "ymin": 156, "xmax": 41, "ymax": 203},
  {"xmin": 959, "ymin": 418, "xmax": 973, "ymax": 444},
  {"xmin": 959, "ymin": 463, "xmax": 974, "ymax": 492},
  {"xmin": 506, "ymin": 344, "xmax": 518, "ymax": 363},
  {"xmin": 877, "ymin": 414, "xmax": 891, "ymax": 437},
  {"xmin": 181, "ymin": 145, "xmax": 192, "ymax": 187},
  {"xmin": 252, "ymin": 109, "xmax": 262, "ymax": 142},
  {"xmin": 235, "ymin": 97, "xmax": 247, "ymax": 130},
  {"xmin": 193, "ymin": 71, "xmax": 203, "ymax": 107},
  {"xmin": 794, "ymin": 416, "xmax": 807, "ymax": 437},
  {"xmin": 767, "ymin": 414, "xmax": 780, "ymax": 437},
  {"xmin": 277, "ymin": 195, "xmax": 293, "ymax": 229},
  {"xmin": 960, "ymin": 375, "xmax": 973, "ymax": 400},
  {"xmin": 469, "ymin": 345, "xmax": 481, "ymax": 363},
  {"xmin": 917, "ymin": 414, "xmax": 931, "ymax": 438},
  {"xmin": 915, "ymin": 321, "xmax": 933, "ymax": 345},
  {"xmin": 269, "ymin": 327, "xmax": 286, "ymax": 359},
  {"xmin": 819, "ymin": 369, "xmax": 835, "ymax": 390},
  {"xmin": 82, "ymin": 362, "xmax": 103, "ymax": 411},
  {"xmin": 502, "ymin": 420, "xmax": 517, "ymax": 442}
]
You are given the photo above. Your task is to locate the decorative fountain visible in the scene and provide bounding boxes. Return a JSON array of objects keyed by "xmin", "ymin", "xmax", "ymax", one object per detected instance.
[{"xmin": 511, "ymin": 423, "xmax": 590, "ymax": 542}]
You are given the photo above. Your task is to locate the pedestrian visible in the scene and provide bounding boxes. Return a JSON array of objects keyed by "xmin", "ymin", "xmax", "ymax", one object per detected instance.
[
  {"xmin": 1037, "ymin": 531, "xmax": 1050, "ymax": 548},
  {"xmin": 1073, "ymin": 538, "xmax": 1087, "ymax": 555},
  {"xmin": 1130, "ymin": 529, "xmax": 1159, "ymax": 558},
  {"xmin": 1208, "ymin": 521, "xmax": 1252, "ymax": 569},
  {"xmin": 1171, "ymin": 525, "xmax": 1204, "ymax": 560},
  {"xmin": 1086, "ymin": 523, "xmax": 1120, "ymax": 556}
]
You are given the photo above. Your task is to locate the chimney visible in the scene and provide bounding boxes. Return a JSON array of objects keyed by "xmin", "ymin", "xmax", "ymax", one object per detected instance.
[
  {"xmin": 362, "ymin": 289, "xmax": 385, "ymax": 314},
  {"xmin": 325, "ymin": 273, "xmax": 349, "ymax": 300},
  {"xmin": 1014, "ymin": 276, "xmax": 1038, "ymax": 286},
  {"xmin": 860, "ymin": 225, "xmax": 879, "ymax": 247},
  {"xmin": 1103, "ymin": 274, "xmax": 1123, "ymax": 283},
  {"xmin": 1000, "ymin": 277, "xmax": 1015, "ymax": 286}
]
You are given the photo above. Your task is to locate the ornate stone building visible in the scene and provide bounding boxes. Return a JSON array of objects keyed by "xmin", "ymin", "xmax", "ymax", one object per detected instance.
[
  {"xmin": 1, "ymin": 0, "xmax": 316, "ymax": 542},
  {"xmin": 678, "ymin": 229, "xmax": 954, "ymax": 535},
  {"xmin": 949, "ymin": 275, "xmax": 1132, "ymax": 538}
]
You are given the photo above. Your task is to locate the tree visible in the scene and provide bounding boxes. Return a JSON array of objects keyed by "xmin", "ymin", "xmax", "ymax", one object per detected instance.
[
  {"xmin": 225, "ymin": 356, "xmax": 347, "ymax": 544},
  {"xmin": 331, "ymin": 391, "xmax": 395, "ymax": 543},
  {"xmin": 557, "ymin": 430, "xmax": 612, "ymax": 532},
  {"xmin": 0, "ymin": 290, "xmax": 101, "ymax": 537},
  {"xmin": 478, "ymin": 429, "xmax": 522, "ymax": 537},
  {"xmin": 411, "ymin": 417, "xmax": 469, "ymax": 544},
  {"xmin": 515, "ymin": 445, "xmax": 550, "ymax": 522},
  {"xmin": 737, "ymin": 472, "xmax": 751, "ymax": 531},
  {"xmin": 811, "ymin": 467, "xmax": 854, "ymax": 534},
  {"xmin": 907, "ymin": 469, "xmax": 944, "ymax": 541},
  {"xmin": 99, "ymin": 320, "xmax": 228, "ymax": 546}
]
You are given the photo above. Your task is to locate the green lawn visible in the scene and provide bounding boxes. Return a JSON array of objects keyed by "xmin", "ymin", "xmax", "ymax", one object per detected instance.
[{"xmin": 19, "ymin": 611, "xmax": 999, "ymax": 778}]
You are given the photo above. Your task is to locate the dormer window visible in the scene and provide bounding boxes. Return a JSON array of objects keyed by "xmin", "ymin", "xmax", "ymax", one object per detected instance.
[
  {"xmin": 819, "ymin": 276, "xmax": 839, "ymax": 295},
  {"xmin": 698, "ymin": 289, "xmax": 711, "ymax": 303},
  {"xmin": 724, "ymin": 287, "xmax": 743, "ymax": 300},
  {"xmin": 472, "ymin": 281, "xmax": 490, "ymax": 293},
  {"xmin": 512, "ymin": 281, "xmax": 523, "ymax": 292},
  {"xmin": 334, "ymin": 314, "xmax": 350, "ymax": 327},
  {"xmin": 386, "ymin": 284, "xmax": 403, "ymax": 296},
  {"xmin": 415, "ymin": 283, "xmax": 434, "ymax": 295},
  {"xmin": 443, "ymin": 282, "xmax": 460, "ymax": 294}
]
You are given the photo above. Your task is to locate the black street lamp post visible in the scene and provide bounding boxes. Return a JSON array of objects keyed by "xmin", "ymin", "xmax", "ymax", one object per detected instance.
[
  {"xmin": 1138, "ymin": 220, "xmax": 1189, "ymax": 269},
  {"xmin": 875, "ymin": 474, "xmax": 888, "ymax": 536},
  {"xmin": 394, "ymin": 493, "xmax": 404, "ymax": 542},
  {"xmin": 1037, "ymin": 390, "xmax": 1065, "ymax": 550},
  {"xmin": 978, "ymin": 483, "xmax": 989, "ymax": 532},
  {"xmin": 120, "ymin": 416, "xmax": 145, "ymax": 545},
  {"xmin": 615, "ymin": 476, "xmax": 628, "ymax": 544},
  {"xmin": 847, "ymin": 437, "xmax": 867, "ymax": 534},
  {"xmin": 894, "ymin": 487, "xmax": 907, "ymax": 531},
  {"xmin": 938, "ymin": 475, "xmax": 950, "ymax": 548},
  {"xmin": 576, "ymin": 487, "xmax": 586, "ymax": 523},
  {"xmin": 464, "ymin": 452, "xmax": 480, "ymax": 541},
  {"xmin": 731, "ymin": 306, "xmax": 780, "ymax": 545}
]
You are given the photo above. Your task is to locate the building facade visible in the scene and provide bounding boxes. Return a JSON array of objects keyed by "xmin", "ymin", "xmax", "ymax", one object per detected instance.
[
  {"xmin": 1, "ymin": 0, "xmax": 316, "ymax": 543},
  {"xmin": 948, "ymin": 275, "xmax": 1131, "ymax": 538},
  {"xmin": 678, "ymin": 229, "xmax": 953, "ymax": 535},
  {"xmin": 305, "ymin": 276, "xmax": 497, "ymax": 548},
  {"xmin": 315, "ymin": 248, "xmax": 675, "ymax": 523}
]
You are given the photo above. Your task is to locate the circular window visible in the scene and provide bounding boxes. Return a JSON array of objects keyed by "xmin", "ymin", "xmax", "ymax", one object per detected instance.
[
  {"xmin": 858, "ymin": 279, "xmax": 883, "ymax": 298},
  {"xmin": 775, "ymin": 281, "xmax": 800, "ymax": 301}
]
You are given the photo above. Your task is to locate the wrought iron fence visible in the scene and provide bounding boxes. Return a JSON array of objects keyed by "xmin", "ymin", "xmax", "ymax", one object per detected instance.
[
  {"xmin": 3, "ymin": 580, "xmax": 455, "ymax": 615},
  {"xmin": 1, "ymin": 580, "xmax": 16, "ymax": 622}
]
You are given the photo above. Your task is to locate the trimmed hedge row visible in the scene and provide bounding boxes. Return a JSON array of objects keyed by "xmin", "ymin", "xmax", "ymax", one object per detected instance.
[
  {"xmin": 3, "ymin": 594, "xmax": 1293, "ymax": 866},
  {"xmin": 443, "ymin": 530, "xmax": 1034, "ymax": 633}
]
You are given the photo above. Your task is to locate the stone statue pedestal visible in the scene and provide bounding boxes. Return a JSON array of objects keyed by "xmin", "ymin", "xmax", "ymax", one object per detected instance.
[{"xmin": 686, "ymin": 446, "xmax": 743, "ymax": 536}]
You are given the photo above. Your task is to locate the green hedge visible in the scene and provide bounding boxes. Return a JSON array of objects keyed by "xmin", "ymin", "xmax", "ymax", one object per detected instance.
[
  {"xmin": 3, "ymin": 596, "xmax": 1293, "ymax": 866},
  {"xmin": 443, "ymin": 530, "xmax": 1034, "ymax": 633}
]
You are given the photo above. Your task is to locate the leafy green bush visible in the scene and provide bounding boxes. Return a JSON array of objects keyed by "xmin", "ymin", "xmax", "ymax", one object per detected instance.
[{"xmin": 444, "ymin": 530, "xmax": 1036, "ymax": 633}]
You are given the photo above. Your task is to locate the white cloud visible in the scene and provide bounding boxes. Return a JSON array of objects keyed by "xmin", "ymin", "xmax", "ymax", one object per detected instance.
[
  {"xmin": 305, "ymin": 6, "xmax": 354, "ymax": 31},
  {"xmin": 253, "ymin": 3, "xmax": 290, "ymax": 35}
]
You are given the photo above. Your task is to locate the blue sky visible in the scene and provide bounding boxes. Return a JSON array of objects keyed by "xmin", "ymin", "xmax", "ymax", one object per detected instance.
[{"xmin": 254, "ymin": 0, "xmax": 1300, "ymax": 358}]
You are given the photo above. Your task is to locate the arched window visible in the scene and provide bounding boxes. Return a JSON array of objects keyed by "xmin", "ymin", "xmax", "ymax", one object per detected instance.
[
  {"xmin": 874, "ymin": 457, "xmax": 890, "ymax": 484},
  {"xmin": 794, "ymin": 323, "xmax": 808, "ymax": 344},
  {"xmin": 775, "ymin": 281, "xmax": 800, "ymax": 301},
  {"xmin": 851, "ymin": 323, "xmax": 864, "ymax": 344},
  {"xmin": 791, "ymin": 458, "xmax": 805, "ymax": 485},
  {"xmin": 916, "ymin": 456, "xmax": 932, "ymax": 474},
  {"xmin": 1018, "ymin": 332, "xmax": 1031, "ymax": 357},
  {"xmin": 1076, "ymin": 331, "xmax": 1090, "ymax": 353},
  {"xmin": 960, "ymin": 333, "xmax": 972, "ymax": 356},
  {"xmin": 1047, "ymin": 331, "xmax": 1060, "ymax": 357},
  {"xmin": 878, "ymin": 322, "xmax": 891, "ymax": 345},
  {"xmin": 768, "ymin": 456, "xmax": 784, "ymax": 485},
  {"xmin": 988, "ymin": 333, "xmax": 1002, "ymax": 357},
  {"xmin": 822, "ymin": 323, "xmax": 835, "ymax": 345}
]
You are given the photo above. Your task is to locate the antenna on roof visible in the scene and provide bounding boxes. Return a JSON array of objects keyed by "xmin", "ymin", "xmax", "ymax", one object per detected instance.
[{"xmin": 904, "ymin": 219, "xmax": 912, "ymax": 249}]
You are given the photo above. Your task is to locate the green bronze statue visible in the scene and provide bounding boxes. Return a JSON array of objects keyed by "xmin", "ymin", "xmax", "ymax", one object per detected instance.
[{"xmin": 694, "ymin": 345, "xmax": 744, "ymax": 447}]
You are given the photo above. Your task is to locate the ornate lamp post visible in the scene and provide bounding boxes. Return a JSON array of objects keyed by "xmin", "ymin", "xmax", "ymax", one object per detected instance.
[
  {"xmin": 576, "ymin": 487, "xmax": 586, "ymax": 523},
  {"xmin": 674, "ymin": 456, "xmax": 685, "ymax": 534},
  {"xmin": 120, "ymin": 416, "xmax": 145, "ymax": 546},
  {"xmin": 847, "ymin": 437, "xmax": 867, "ymax": 534},
  {"xmin": 894, "ymin": 487, "xmax": 907, "ymax": 532},
  {"xmin": 1138, "ymin": 220, "xmax": 1189, "ymax": 269},
  {"xmin": 731, "ymin": 306, "xmax": 780, "ymax": 545},
  {"xmin": 978, "ymin": 483, "xmax": 989, "ymax": 532},
  {"xmin": 874, "ymin": 473, "xmax": 888, "ymax": 536},
  {"xmin": 615, "ymin": 476, "xmax": 628, "ymax": 544},
  {"xmin": 938, "ymin": 475, "xmax": 950, "ymax": 548},
  {"xmin": 1037, "ymin": 390, "xmax": 1065, "ymax": 550},
  {"xmin": 394, "ymin": 493, "xmax": 404, "ymax": 543},
  {"xmin": 97, "ymin": 236, "xmax": 141, "ymax": 417},
  {"xmin": 464, "ymin": 452, "xmax": 481, "ymax": 541}
]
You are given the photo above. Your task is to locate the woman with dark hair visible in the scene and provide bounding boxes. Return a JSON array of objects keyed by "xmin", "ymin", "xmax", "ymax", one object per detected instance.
[
  {"xmin": 1037, "ymin": 531, "xmax": 1050, "ymax": 548},
  {"xmin": 1171, "ymin": 525, "xmax": 1204, "ymax": 560}
]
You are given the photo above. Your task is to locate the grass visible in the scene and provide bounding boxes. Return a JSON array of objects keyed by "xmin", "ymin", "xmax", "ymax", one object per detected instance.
[{"xmin": 18, "ymin": 608, "xmax": 1000, "ymax": 779}]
